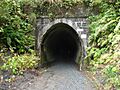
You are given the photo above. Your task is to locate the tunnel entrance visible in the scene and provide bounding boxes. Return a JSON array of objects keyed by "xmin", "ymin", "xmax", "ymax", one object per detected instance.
[{"xmin": 41, "ymin": 23, "xmax": 81, "ymax": 64}]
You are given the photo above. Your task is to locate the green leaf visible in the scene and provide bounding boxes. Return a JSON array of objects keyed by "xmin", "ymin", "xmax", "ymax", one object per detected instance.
[{"xmin": 7, "ymin": 37, "xmax": 11, "ymax": 47}]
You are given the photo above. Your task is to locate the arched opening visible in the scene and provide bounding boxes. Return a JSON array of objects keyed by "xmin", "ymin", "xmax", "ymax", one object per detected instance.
[{"xmin": 41, "ymin": 23, "xmax": 82, "ymax": 64}]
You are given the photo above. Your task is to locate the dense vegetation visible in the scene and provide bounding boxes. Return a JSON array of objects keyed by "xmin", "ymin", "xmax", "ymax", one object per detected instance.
[
  {"xmin": 0, "ymin": 0, "xmax": 35, "ymax": 53},
  {"xmin": 86, "ymin": 1, "xmax": 120, "ymax": 89},
  {"xmin": 0, "ymin": 0, "xmax": 120, "ymax": 89},
  {"xmin": 0, "ymin": 0, "xmax": 38, "ymax": 76}
]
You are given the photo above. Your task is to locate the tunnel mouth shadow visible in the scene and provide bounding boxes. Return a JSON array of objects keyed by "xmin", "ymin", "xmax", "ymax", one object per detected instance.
[{"xmin": 41, "ymin": 23, "xmax": 82, "ymax": 67}]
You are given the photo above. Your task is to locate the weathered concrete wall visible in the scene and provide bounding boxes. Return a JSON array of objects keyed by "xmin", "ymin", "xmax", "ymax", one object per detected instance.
[
  {"xmin": 38, "ymin": 4, "xmax": 90, "ymax": 17},
  {"xmin": 36, "ymin": 16, "xmax": 89, "ymax": 65}
]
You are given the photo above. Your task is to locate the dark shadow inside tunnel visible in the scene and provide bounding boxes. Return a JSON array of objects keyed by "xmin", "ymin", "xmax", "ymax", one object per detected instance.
[{"xmin": 41, "ymin": 23, "xmax": 81, "ymax": 64}]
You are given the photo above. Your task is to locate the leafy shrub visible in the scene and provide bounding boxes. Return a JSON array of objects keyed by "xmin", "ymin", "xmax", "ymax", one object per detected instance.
[
  {"xmin": 1, "ymin": 53, "xmax": 38, "ymax": 75},
  {"xmin": 86, "ymin": 0, "xmax": 120, "ymax": 89},
  {"xmin": 0, "ymin": 0, "xmax": 35, "ymax": 53}
]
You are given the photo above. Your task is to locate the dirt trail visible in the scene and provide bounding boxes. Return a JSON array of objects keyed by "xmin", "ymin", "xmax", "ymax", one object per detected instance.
[{"xmin": 12, "ymin": 60, "xmax": 96, "ymax": 90}]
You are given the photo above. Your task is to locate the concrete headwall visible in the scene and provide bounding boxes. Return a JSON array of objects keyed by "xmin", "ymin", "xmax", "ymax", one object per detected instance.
[{"xmin": 36, "ymin": 17, "xmax": 89, "ymax": 64}]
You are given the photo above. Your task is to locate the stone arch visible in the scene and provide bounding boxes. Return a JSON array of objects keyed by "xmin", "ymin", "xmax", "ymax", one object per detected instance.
[{"xmin": 37, "ymin": 19, "xmax": 85, "ymax": 65}]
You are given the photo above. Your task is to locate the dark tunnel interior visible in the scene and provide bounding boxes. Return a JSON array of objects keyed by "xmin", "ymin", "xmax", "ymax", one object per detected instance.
[{"xmin": 43, "ymin": 23, "xmax": 80, "ymax": 63}]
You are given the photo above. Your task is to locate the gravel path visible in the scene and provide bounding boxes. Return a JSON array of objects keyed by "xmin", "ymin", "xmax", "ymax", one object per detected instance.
[{"xmin": 13, "ymin": 60, "xmax": 96, "ymax": 90}]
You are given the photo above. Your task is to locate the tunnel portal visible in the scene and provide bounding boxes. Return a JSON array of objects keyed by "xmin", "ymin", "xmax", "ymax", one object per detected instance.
[
  {"xmin": 36, "ymin": 17, "xmax": 88, "ymax": 65},
  {"xmin": 41, "ymin": 23, "xmax": 82, "ymax": 64}
]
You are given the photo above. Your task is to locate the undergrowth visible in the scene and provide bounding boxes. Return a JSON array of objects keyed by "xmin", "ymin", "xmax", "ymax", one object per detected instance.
[
  {"xmin": 0, "ymin": 51, "xmax": 38, "ymax": 75},
  {"xmin": 86, "ymin": 1, "xmax": 120, "ymax": 89}
]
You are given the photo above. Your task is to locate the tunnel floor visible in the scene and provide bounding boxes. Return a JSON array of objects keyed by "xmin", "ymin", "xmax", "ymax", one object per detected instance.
[{"xmin": 10, "ymin": 60, "xmax": 96, "ymax": 90}]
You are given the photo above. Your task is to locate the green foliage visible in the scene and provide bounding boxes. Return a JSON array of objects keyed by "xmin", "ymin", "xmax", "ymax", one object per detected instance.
[
  {"xmin": 0, "ymin": 0, "xmax": 103, "ymax": 53},
  {"xmin": 0, "ymin": 1, "xmax": 119, "ymax": 88},
  {"xmin": 1, "ymin": 52, "xmax": 38, "ymax": 75},
  {"xmin": 86, "ymin": 0, "xmax": 120, "ymax": 89},
  {"xmin": 0, "ymin": 0, "xmax": 86, "ymax": 53},
  {"xmin": 0, "ymin": 0, "xmax": 35, "ymax": 53}
]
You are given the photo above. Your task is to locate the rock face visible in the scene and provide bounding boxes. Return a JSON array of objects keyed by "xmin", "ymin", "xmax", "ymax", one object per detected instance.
[{"xmin": 36, "ymin": 17, "xmax": 88, "ymax": 65}]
